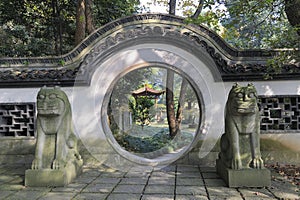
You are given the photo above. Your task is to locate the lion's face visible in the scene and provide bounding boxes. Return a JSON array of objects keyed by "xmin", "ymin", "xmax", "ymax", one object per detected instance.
[
  {"xmin": 37, "ymin": 89, "xmax": 65, "ymax": 116},
  {"xmin": 37, "ymin": 87, "xmax": 69, "ymax": 135},
  {"xmin": 228, "ymin": 84, "xmax": 258, "ymax": 115}
]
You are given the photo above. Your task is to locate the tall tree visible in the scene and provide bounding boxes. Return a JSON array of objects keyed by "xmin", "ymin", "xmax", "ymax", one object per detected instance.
[
  {"xmin": 166, "ymin": 69, "xmax": 177, "ymax": 137},
  {"xmin": 51, "ymin": 0, "xmax": 63, "ymax": 54},
  {"xmin": 0, "ymin": 0, "xmax": 76, "ymax": 56},
  {"xmin": 186, "ymin": 0, "xmax": 300, "ymax": 50},
  {"xmin": 0, "ymin": 0, "xmax": 139, "ymax": 57},
  {"xmin": 85, "ymin": 0, "xmax": 95, "ymax": 34},
  {"xmin": 285, "ymin": 0, "xmax": 300, "ymax": 36},
  {"xmin": 165, "ymin": 0, "xmax": 190, "ymax": 138},
  {"xmin": 75, "ymin": 0, "xmax": 86, "ymax": 45},
  {"xmin": 166, "ymin": 0, "xmax": 181, "ymax": 138},
  {"xmin": 74, "ymin": 0, "xmax": 95, "ymax": 45}
]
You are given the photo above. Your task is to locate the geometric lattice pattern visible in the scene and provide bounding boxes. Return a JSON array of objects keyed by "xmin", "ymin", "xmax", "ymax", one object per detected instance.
[
  {"xmin": 0, "ymin": 103, "xmax": 35, "ymax": 137},
  {"xmin": 259, "ymin": 96, "xmax": 300, "ymax": 133},
  {"xmin": 0, "ymin": 96, "xmax": 299, "ymax": 137}
]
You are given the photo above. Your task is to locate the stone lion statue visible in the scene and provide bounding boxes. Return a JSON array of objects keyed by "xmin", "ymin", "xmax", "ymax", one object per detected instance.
[
  {"xmin": 31, "ymin": 86, "xmax": 82, "ymax": 170},
  {"xmin": 219, "ymin": 83, "xmax": 264, "ymax": 169}
]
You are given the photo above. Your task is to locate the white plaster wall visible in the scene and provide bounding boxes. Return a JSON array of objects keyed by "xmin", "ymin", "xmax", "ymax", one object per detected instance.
[
  {"xmin": 225, "ymin": 81, "xmax": 300, "ymax": 96},
  {"xmin": 225, "ymin": 81, "xmax": 300, "ymax": 152},
  {"xmin": 70, "ymin": 43, "xmax": 227, "ymax": 167},
  {"xmin": 0, "ymin": 87, "xmax": 75, "ymax": 104},
  {"xmin": 0, "ymin": 88, "xmax": 39, "ymax": 103},
  {"xmin": 1, "ymin": 61, "xmax": 300, "ymax": 166},
  {"xmin": 1, "ymin": 80, "xmax": 298, "ymax": 104},
  {"xmin": 0, "ymin": 81, "xmax": 299, "ymax": 154}
]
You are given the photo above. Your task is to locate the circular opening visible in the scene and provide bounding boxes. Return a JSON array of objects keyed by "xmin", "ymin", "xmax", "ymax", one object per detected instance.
[{"xmin": 103, "ymin": 65, "xmax": 202, "ymax": 163}]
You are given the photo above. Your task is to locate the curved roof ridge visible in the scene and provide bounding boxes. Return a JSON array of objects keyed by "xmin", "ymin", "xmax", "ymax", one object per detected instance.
[{"xmin": 0, "ymin": 13, "xmax": 281, "ymax": 66}]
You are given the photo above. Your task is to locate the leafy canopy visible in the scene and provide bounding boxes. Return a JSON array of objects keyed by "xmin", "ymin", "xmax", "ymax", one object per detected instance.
[
  {"xmin": 0, "ymin": 0, "xmax": 299, "ymax": 57},
  {"xmin": 148, "ymin": 0, "xmax": 299, "ymax": 49},
  {"xmin": 0, "ymin": 0, "xmax": 140, "ymax": 57}
]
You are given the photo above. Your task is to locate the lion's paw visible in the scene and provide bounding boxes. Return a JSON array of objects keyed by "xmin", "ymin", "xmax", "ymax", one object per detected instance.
[
  {"xmin": 75, "ymin": 153, "xmax": 82, "ymax": 160},
  {"xmin": 250, "ymin": 157, "xmax": 264, "ymax": 169},
  {"xmin": 31, "ymin": 159, "xmax": 41, "ymax": 170},
  {"xmin": 231, "ymin": 157, "xmax": 242, "ymax": 170},
  {"xmin": 52, "ymin": 159, "xmax": 65, "ymax": 170}
]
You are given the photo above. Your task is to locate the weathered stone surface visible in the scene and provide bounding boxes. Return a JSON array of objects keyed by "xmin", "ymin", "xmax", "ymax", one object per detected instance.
[
  {"xmin": 25, "ymin": 86, "xmax": 83, "ymax": 186},
  {"xmin": 113, "ymin": 184, "xmax": 145, "ymax": 193},
  {"xmin": 216, "ymin": 159, "xmax": 271, "ymax": 187},
  {"xmin": 144, "ymin": 185, "xmax": 174, "ymax": 194},
  {"xmin": 217, "ymin": 84, "xmax": 271, "ymax": 187},
  {"xmin": 219, "ymin": 83, "xmax": 263, "ymax": 169},
  {"xmin": 0, "ymin": 164, "xmax": 297, "ymax": 199},
  {"xmin": 25, "ymin": 165, "xmax": 82, "ymax": 187},
  {"xmin": 176, "ymin": 185, "xmax": 207, "ymax": 195},
  {"xmin": 142, "ymin": 194, "xmax": 175, "ymax": 200},
  {"xmin": 107, "ymin": 193, "xmax": 141, "ymax": 200}
]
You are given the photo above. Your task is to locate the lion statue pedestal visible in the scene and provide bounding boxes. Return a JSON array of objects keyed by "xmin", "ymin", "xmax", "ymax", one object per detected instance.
[
  {"xmin": 25, "ymin": 86, "xmax": 83, "ymax": 187},
  {"xmin": 216, "ymin": 83, "xmax": 270, "ymax": 187}
]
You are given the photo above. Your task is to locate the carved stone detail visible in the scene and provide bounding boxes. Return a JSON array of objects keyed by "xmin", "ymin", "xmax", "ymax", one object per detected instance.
[
  {"xmin": 259, "ymin": 95, "xmax": 300, "ymax": 132},
  {"xmin": 218, "ymin": 83, "xmax": 263, "ymax": 169},
  {"xmin": 0, "ymin": 103, "xmax": 35, "ymax": 137},
  {"xmin": 0, "ymin": 14, "xmax": 299, "ymax": 87},
  {"xmin": 216, "ymin": 83, "xmax": 270, "ymax": 187},
  {"xmin": 25, "ymin": 86, "xmax": 82, "ymax": 186}
]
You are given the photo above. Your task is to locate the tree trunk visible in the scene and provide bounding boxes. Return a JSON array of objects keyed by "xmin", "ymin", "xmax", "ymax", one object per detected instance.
[
  {"xmin": 75, "ymin": 0, "xmax": 86, "ymax": 45},
  {"xmin": 285, "ymin": 0, "xmax": 300, "ymax": 36},
  {"xmin": 166, "ymin": 0, "xmax": 189, "ymax": 138},
  {"xmin": 176, "ymin": 78, "xmax": 188, "ymax": 128},
  {"xmin": 51, "ymin": 0, "xmax": 59, "ymax": 54},
  {"xmin": 169, "ymin": 0, "xmax": 176, "ymax": 15},
  {"xmin": 55, "ymin": 0, "xmax": 63, "ymax": 55},
  {"xmin": 166, "ymin": 73, "xmax": 188, "ymax": 138},
  {"xmin": 166, "ymin": 69, "xmax": 178, "ymax": 138},
  {"xmin": 85, "ymin": 0, "xmax": 95, "ymax": 34}
]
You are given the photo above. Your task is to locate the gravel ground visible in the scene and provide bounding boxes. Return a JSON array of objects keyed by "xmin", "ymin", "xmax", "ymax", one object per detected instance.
[{"xmin": 267, "ymin": 163, "xmax": 300, "ymax": 186}]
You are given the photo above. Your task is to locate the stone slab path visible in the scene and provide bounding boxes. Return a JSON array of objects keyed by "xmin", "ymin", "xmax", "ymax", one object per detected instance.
[{"xmin": 0, "ymin": 164, "xmax": 299, "ymax": 200}]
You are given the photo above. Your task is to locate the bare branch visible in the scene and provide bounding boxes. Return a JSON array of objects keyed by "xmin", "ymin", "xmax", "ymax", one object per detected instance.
[{"xmin": 192, "ymin": 0, "xmax": 204, "ymax": 19}]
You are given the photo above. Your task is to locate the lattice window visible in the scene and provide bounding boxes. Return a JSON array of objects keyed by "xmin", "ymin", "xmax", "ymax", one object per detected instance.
[
  {"xmin": 0, "ymin": 103, "xmax": 35, "ymax": 137},
  {"xmin": 0, "ymin": 96, "xmax": 299, "ymax": 137},
  {"xmin": 259, "ymin": 96, "xmax": 300, "ymax": 133}
]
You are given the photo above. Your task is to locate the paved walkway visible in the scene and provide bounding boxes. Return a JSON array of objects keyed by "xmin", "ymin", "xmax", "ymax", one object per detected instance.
[{"xmin": 0, "ymin": 164, "xmax": 299, "ymax": 200}]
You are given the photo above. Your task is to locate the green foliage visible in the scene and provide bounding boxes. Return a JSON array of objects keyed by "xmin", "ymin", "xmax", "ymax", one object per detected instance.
[
  {"xmin": 0, "ymin": 23, "xmax": 55, "ymax": 57},
  {"xmin": 130, "ymin": 96, "xmax": 155, "ymax": 128},
  {"xmin": 0, "ymin": 0, "xmax": 76, "ymax": 57},
  {"xmin": 1, "ymin": 0, "xmax": 299, "ymax": 63},
  {"xmin": 117, "ymin": 129, "xmax": 193, "ymax": 153},
  {"xmin": 184, "ymin": 0, "xmax": 227, "ymax": 32},
  {"xmin": 181, "ymin": 0, "xmax": 300, "ymax": 76},
  {"xmin": 0, "ymin": 0, "xmax": 140, "ymax": 57},
  {"xmin": 110, "ymin": 68, "xmax": 157, "ymax": 115},
  {"xmin": 182, "ymin": 0, "xmax": 300, "ymax": 50},
  {"xmin": 265, "ymin": 50, "xmax": 300, "ymax": 79},
  {"xmin": 93, "ymin": 0, "xmax": 140, "ymax": 25},
  {"xmin": 221, "ymin": 0, "xmax": 299, "ymax": 49}
]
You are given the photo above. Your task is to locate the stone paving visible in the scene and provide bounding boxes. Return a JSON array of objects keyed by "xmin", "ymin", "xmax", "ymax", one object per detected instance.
[{"xmin": 0, "ymin": 164, "xmax": 299, "ymax": 200}]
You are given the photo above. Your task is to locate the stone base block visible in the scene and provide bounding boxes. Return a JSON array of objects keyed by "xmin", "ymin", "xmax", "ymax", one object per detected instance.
[
  {"xmin": 25, "ymin": 161, "xmax": 82, "ymax": 187},
  {"xmin": 216, "ymin": 159, "xmax": 271, "ymax": 188}
]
